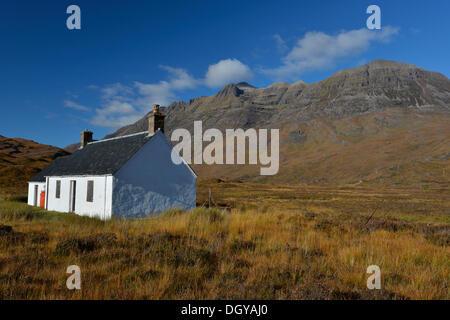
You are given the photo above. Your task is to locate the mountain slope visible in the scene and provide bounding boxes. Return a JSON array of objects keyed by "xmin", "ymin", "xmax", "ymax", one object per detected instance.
[
  {"xmin": 68, "ymin": 60, "xmax": 450, "ymax": 187},
  {"xmin": 0, "ymin": 136, "xmax": 70, "ymax": 194},
  {"xmin": 105, "ymin": 60, "xmax": 450, "ymax": 136}
]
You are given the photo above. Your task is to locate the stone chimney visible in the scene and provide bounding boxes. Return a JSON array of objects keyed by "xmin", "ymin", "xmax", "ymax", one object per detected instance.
[
  {"xmin": 81, "ymin": 130, "xmax": 93, "ymax": 148},
  {"xmin": 147, "ymin": 104, "xmax": 165, "ymax": 134}
]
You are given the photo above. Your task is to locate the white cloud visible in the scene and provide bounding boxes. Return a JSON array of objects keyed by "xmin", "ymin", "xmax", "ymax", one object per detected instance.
[
  {"xmin": 160, "ymin": 65, "xmax": 199, "ymax": 90},
  {"xmin": 92, "ymin": 101, "xmax": 140, "ymax": 128},
  {"xmin": 91, "ymin": 66, "xmax": 199, "ymax": 128},
  {"xmin": 99, "ymin": 100, "xmax": 136, "ymax": 114},
  {"xmin": 89, "ymin": 60, "xmax": 253, "ymax": 128},
  {"xmin": 263, "ymin": 26, "xmax": 399, "ymax": 79},
  {"xmin": 101, "ymin": 83, "xmax": 134, "ymax": 101},
  {"xmin": 134, "ymin": 66, "xmax": 199, "ymax": 107},
  {"xmin": 134, "ymin": 81, "xmax": 174, "ymax": 106},
  {"xmin": 205, "ymin": 59, "xmax": 253, "ymax": 88},
  {"xmin": 91, "ymin": 112, "xmax": 142, "ymax": 128},
  {"xmin": 273, "ymin": 34, "xmax": 288, "ymax": 52},
  {"xmin": 64, "ymin": 100, "xmax": 89, "ymax": 111}
]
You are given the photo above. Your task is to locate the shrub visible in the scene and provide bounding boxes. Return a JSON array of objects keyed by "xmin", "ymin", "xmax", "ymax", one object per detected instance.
[
  {"xmin": 190, "ymin": 207, "xmax": 225, "ymax": 224},
  {"xmin": 175, "ymin": 246, "xmax": 217, "ymax": 268},
  {"xmin": 54, "ymin": 233, "xmax": 117, "ymax": 256},
  {"xmin": 54, "ymin": 237, "xmax": 96, "ymax": 256},
  {"xmin": 8, "ymin": 194, "xmax": 28, "ymax": 203},
  {"xmin": 0, "ymin": 224, "xmax": 25, "ymax": 245}
]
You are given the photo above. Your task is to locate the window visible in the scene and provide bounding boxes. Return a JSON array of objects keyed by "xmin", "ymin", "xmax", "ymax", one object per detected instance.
[
  {"xmin": 86, "ymin": 180, "xmax": 94, "ymax": 202},
  {"xmin": 55, "ymin": 180, "xmax": 61, "ymax": 199},
  {"xmin": 34, "ymin": 185, "xmax": 38, "ymax": 206}
]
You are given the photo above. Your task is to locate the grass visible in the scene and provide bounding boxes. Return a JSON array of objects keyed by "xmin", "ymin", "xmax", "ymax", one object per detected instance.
[{"xmin": 0, "ymin": 182, "xmax": 448, "ymax": 299}]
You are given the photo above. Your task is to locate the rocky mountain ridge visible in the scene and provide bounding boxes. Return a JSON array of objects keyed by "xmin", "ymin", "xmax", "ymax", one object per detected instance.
[
  {"xmin": 65, "ymin": 60, "xmax": 450, "ymax": 186},
  {"xmin": 100, "ymin": 59, "xmax": 449, "ymax": 140}
]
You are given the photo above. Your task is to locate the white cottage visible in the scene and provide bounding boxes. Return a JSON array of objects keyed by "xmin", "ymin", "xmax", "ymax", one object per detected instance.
[{"xmin": 27, "ymin": 104, "xmax": 196, "ymax": 220}]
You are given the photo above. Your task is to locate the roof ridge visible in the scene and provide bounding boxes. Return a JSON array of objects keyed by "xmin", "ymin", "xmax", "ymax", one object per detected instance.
[{"xmin": 88, "ymin": 131, "xmax": 151, "ymax": 145}]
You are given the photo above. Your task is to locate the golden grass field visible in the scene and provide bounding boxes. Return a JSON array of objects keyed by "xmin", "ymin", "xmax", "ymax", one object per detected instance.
[{"xmin": 0, "ymin": 181, "xmax": 448, "ymax": 299}]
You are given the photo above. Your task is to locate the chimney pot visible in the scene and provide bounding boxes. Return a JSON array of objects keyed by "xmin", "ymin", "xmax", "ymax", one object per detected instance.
[
  {"xmin": 148, "ymin": 104, "xmax": 165, "ymax": 134},
  {"xmin": 81, "ymin": 130, "xmax": 93, "ymax": 148}
]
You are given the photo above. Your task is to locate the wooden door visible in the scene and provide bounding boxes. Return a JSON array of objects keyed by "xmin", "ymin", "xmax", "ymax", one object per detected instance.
[{"xmin": 39, "ymin": 191, "xmax": 45, "ymax": 208}]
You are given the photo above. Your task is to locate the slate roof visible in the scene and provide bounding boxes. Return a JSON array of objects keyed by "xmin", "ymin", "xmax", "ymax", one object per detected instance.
[{"xmin": 30, "ymin": 132, "xmax": 153, "ymax": 182}]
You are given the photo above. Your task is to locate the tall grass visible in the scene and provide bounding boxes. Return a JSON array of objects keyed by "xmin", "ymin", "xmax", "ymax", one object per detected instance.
[{"xmin": 0, "ymin": 184, "xmax": 448, "ymax": 300}]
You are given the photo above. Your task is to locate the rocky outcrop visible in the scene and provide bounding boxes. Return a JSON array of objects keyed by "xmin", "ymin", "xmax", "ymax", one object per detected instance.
[{"xmin": 214, "ymin": 83, "xmax": 244, "ymax": 99}]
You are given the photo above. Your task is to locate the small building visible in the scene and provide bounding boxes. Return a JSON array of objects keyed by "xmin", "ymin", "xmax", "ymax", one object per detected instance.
[{"xmin": 27, "ymin": 104, "xmax": 196, "ymax": 219}]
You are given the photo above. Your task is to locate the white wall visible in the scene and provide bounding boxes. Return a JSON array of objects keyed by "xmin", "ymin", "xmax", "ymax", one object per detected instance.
[
  {"xmin": 105, "ymin": 175, "xmax": 113, "ymax": 217},
  {"xmin": 46, "ymin": 175, "xmax": 113, "ymax": 220},
  {"xmin": 27, "ymin": 182, "xmax": 46, "ymax": 206},
  {"xmin": 113, "ymin": 131, "xmax": 197, "ymax": 218}
]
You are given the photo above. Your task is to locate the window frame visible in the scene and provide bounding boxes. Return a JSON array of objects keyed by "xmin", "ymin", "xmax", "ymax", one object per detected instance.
[
  {"xmin": 86, "ymin": 180, "xmax": 94, "ymax": 202},
  {"xmin": 55, "ymin": 180, "xmax": 61, "ymax": 199}
]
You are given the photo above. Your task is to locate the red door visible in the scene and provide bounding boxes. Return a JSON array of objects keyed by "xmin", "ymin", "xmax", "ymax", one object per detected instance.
[{"xmin": 40, "ymin": 191, "xmax": 45, "ymax": 208}]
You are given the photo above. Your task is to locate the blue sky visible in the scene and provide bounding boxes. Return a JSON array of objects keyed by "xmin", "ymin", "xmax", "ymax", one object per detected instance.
[{"xmin": 1, "ymin": 0, "xmax": 449, "ymax": 147}]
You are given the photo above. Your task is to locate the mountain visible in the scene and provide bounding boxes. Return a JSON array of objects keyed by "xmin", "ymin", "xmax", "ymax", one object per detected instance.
[
  {"xmin": 0, "ymin": 136, "xmax": 70, "ymax": 194},
  {"xmin": 67, "ymin": 60, "xmax": 450, "ymax": 187}
]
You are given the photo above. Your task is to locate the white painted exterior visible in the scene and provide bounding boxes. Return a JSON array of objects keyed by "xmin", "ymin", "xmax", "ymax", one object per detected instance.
[
  {"xmin": 27, "ymin": 131, "xmax": 197, "ymax": 220},
  {"xmin": 45, "ymin": 175, "xmax": 113, "ymax": 220},
  {"xmin": 113, "ymin": 131, "xmax": 196, "ymax": 218},
  {"xmin": 27, "ymin": 182, "xmax": 46, "ymax": 206}
]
